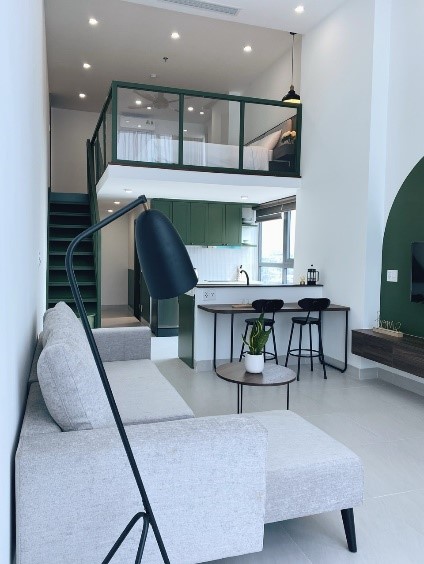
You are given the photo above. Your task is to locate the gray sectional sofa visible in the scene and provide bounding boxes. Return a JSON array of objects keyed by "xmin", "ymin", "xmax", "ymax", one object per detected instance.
[{"xmin": 16, "ymin": 302, "xmax": 364, "ymax": 563}]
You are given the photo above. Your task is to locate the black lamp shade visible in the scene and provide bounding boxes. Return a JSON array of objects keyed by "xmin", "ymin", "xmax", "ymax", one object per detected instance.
[
  {"xmin": 135, "ymin": 209, "xmax": 197, "ymax": 299},
  {"xmin": 282, "ymin": 87, "xmax": 301, "ymax": 103}
]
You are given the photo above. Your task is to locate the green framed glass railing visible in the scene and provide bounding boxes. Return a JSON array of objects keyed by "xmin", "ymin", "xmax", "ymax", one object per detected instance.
[{"xmin": 91, "ymin": 81, "xmax": 302, "ymax": 180}]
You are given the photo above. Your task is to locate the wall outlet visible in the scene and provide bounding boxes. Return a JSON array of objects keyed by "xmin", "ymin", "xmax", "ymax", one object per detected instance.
[
  {"xmin": 203, "ymin": 289, "xmax": 216, "ymax": 301},
  {"xmin": 387, "ymin": 269, "xmax": 398, "ymax": 282}
]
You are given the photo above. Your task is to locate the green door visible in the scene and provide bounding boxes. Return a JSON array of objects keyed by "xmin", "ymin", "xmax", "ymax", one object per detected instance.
[
  {"xmin": 225, "ymin": 204, "xmax": 242, "ymax": 245},
  {"xmin": 207, "ymin": 203, "xmax": 225, "ymax": 245},
  {"xmin": 172, "ymin": 201, "xmax": 191, "ymax": 244},
  {"xmin": 151, "ymin": 199, "xmax": 172, "ymax": 220},
  {"xmin": 190, "ymin": 202, "xmax": 208, "ymax": 245}
]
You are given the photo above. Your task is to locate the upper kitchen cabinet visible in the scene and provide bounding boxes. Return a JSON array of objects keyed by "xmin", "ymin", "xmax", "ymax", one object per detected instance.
[
  {"xmin": 151, "ymin": 198, "xmax": 243, "ymax": 246},
  {"xmin": 207, "ymin": 203, "xmax": 226, "ymax": 246},
  {"xmin": 225, "ymin": 204, "xmax": 242, "ymax": 246},
  {"xmin": 172, "ymin": 200, "xmax": 191, "ymax": 244},
  {"xmin": 190, "ymin": 202, "xmax": 208, "ymax": 245}
]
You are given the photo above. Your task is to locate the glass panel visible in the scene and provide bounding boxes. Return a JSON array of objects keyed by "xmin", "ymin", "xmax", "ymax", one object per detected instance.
[
  {"xmin": 243, "ymin": 103, "xmax": 298, "ymax": 172},
  {"xmin": 259, "ymin": 266, "xmax": 283, "ymax": 285},
  {"xmin": 286, "ymin": 268, "xmax": 294, "ymax": 285},
  {"xmin": 116, "ymin": 87, "xmax": 179, "ymax": 164},
  {"xmin": 182, "ymin": 96, "xmax": 240, "ymax": 168},
  {"xmin": 260, "ymin": 218, "xmax": 283, "ymax": 263},
  {"xmin": 289, "ymin": 210, "xmax": 296, "ymax": 259}
]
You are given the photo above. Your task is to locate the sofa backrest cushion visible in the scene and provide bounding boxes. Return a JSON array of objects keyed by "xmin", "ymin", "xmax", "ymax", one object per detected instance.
[{"xmin": 37, "ymin": 302, "xmax": 114, "ymax": 431}]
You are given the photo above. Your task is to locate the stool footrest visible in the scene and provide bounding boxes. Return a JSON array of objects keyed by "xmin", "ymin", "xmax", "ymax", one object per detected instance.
[{"xmin": 288, "ymin": 348, "xmax": 320, "ymax": 359}]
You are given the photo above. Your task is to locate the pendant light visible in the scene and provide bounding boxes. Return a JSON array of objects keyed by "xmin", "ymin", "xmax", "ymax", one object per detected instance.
[{"xmin": 282, "ymin": 32, "xmax": 301, "ymax": 104}]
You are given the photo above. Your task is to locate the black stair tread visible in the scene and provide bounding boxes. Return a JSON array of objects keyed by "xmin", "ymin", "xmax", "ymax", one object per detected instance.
[
  {"xmin": 49, "ymin": 251, "xmax": 93, "ymax": 256},
  {"xmin": 49, "ymin": 211, "xmax": 91, "ymax": 217},
  {"xmin": 49, "ymin": 223, "xmax": 91, "ymax": 228},
  {"xmin": 49, "ymin": 265, "xmax": 95, "ymax": 270},
  {"xmin": 49, "ymin": 281, "xmax": 95, "ymax": 287},
  {"xmin": 49, "ymin": 236, "xmax": 92, "ymax": 242}
]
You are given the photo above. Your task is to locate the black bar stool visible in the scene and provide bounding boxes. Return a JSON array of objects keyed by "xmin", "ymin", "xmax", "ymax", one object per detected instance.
[
  {"xmin": 239, "ymin": 299, "xmax": 284, "ymax": 364},
  {"xmin": 285, "ymin": 298, "xmax": 330, "ymax": 380}
]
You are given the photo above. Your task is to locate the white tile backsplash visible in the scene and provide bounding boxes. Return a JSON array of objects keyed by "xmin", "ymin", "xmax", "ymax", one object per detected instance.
[{"xmin": 187, "ymin": 245, "xmax": 258, "ymax": 282}]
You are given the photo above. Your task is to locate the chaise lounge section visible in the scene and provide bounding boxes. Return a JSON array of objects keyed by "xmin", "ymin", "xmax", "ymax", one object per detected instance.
[{"xmin": 15, "ymin": 302, "xmax": 363, "ymax": 563}]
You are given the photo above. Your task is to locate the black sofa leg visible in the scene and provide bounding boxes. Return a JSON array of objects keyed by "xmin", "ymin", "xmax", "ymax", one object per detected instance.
[{"xmin": 341, "ymin": 508, "xmax": 357, "ymax": 553}]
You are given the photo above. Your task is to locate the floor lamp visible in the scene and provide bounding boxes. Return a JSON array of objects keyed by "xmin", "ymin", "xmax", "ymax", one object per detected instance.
[{"xmin": 65, "ymin": 195, "xmax": 197, "ymax": 564}]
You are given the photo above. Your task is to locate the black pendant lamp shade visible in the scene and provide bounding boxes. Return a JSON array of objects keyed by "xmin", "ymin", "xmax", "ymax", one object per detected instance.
[
  {"xmin": 282, "ymin": 32, "xmax": 301, "ymax": 104},
  {"xmin": 136, "ymin": 209, "xmax": 197, "ymax": 299}
]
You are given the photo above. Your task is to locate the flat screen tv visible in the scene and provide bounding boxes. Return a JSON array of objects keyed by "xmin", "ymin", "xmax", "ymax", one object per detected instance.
[{"xmin": 411, "ymin": 242, "xmax": 424, "ymax": 302}]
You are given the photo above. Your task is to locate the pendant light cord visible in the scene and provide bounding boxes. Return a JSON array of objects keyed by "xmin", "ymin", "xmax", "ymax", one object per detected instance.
[{"xmin": 290, "ymin": 32, "xmax": 295, "ymax": 86}]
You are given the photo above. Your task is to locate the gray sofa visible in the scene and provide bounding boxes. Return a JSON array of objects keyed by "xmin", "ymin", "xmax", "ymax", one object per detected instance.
[{"xmin": 16, "ymin": 302, "xmax": 364, "ymax": 563}]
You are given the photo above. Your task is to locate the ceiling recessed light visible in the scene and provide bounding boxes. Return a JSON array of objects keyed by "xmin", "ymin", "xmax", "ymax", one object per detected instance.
[
  {"xmin": 241, "ymin": 196, "xmax": 248, "ymax": 200},
  {"xmin": 199, "ymin": 111, "xmax": 205, "ymax": 115},
  {"xmin": 183, "ymin": 129, "xmax": 188, "ymax": 132},
  {"xmin": 150, "ymin": 73, "xmax": 157, "ymax": 78},
  {"xmin": 243, "ymin": 45, "xmax": 252, "ymax": 53},
  {"xmin": 88, "ymin": 18, "xmax": 98, "ymax": 25},
  {"xmin": 187, "ymin": 106, "xmax": 194, "ymax": 112},
  {"xmin": 114, "ymin": 201, "xmax": 121, "ymax": 205},
  {"xmin": 295, "ymin": 5, "xmax": 304, "ymax": 13},
  {"xmin": 147, "ymin": 106, "xmax": 152, "ymax": 110},
  {"xmin": 79, "ymin": 93, "xmax": 86, "ymax": 99},
  {"xmin": 107, "ymin": 209, "xmax": 113, "ymax": 213},
  {"xmin": 83, "ymin": 62, "xmax": 91, "ymax": 69},
  {"xmin": 135, "ymin": 100, "xmax": 142, "ymax": 105},
  {"xmin": 124, "ymin": 189, "xmax": 133, "ymax": 193},
  {"xmin": 125, "ymin": 120, "xmax": 130, "ymax": 123},
  {"xmin": 137, "ymin": 124, "xmax": 142, "ymax": 128},
  {"xmin": 171, "ymin": 32, "xmax": 180, "ymax": 39}
]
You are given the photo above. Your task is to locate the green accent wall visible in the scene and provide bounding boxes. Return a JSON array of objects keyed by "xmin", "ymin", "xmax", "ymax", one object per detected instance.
[{"xmin": 380, "ymin": 157, "xmax": 424, "ymax": 337}]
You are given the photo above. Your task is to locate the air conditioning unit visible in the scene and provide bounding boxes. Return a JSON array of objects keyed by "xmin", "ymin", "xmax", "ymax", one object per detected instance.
[{"xmin": 120, "ymin": 116, "xmax": 156, "ymax": 131}]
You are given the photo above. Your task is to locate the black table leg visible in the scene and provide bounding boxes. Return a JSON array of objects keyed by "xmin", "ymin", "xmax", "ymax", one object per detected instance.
[
  {"xmin": 237, "ymin": 384, "xmax": 244, "ymax": 414},
  {"xmin": 287, "ymin": 384, "xmax": 290, "ymax": 410},
  {"xmin": 230, "ymin": 313, "xmax": 234, "ymax": 363},
  {"xmin": 322, "ymin": 310, "xmax": 349, "ymax": 373},
  {"xmin": 213, "ymin": 312, "xmax": 217, "ymax": 371}
]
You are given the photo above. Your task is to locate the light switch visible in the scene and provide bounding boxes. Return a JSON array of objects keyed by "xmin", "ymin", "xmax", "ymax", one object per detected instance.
[{"xmin": 387, "ymin": 270, "xmax": 398, "ymax": 282}]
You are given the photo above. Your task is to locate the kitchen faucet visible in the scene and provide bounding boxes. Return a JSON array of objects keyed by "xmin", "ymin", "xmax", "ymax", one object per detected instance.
[{"xmin": 239, "ymin": 265, "xmax": 250, "ymax": 285}]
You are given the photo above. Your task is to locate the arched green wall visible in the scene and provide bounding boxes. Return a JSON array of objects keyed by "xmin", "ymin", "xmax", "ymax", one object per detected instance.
[{"xmin": 380, "ymin": 157, "xmax": 424, "ymax": 336}]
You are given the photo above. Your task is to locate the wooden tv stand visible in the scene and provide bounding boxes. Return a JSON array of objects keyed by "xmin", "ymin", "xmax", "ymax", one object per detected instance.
[{"xmin": 351, "ymin": 329, "xmax": 424, "ymax": 378}]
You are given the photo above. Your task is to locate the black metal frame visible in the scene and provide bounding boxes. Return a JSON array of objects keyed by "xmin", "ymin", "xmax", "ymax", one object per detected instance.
[{"xmin": 65, "ymin": 196, "xmax": 170, "ymax": 564}]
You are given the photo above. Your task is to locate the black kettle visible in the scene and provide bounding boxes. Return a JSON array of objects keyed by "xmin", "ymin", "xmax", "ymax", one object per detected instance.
[{"xmin": 307, "ymin": 265, "xmax": 319, "ymax": 285}]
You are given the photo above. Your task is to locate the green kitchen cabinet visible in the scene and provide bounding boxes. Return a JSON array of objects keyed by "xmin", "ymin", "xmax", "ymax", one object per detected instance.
[
  {"xmin": 207, "ymin": 203, "xmax": 225, "ymax": 245},
  {"xmin": 172, "ymin": 201, "xmax": 191, "ymax": 244},
  {"xmin": 190, "ymin": 202, "xmax": 208, "ymax": 245},
  {"xmin": 225, "ymin": 204, "xmax": 242, "ymax": 245},
  {"xmin": 151, "ymin": 199, "xmax": 172, "ymax": 220}
]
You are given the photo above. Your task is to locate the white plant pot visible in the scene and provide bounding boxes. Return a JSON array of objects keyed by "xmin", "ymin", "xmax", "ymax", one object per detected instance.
[{"xmin": 244, "ymin": 353, "xmax": 264, "ymax": 374}]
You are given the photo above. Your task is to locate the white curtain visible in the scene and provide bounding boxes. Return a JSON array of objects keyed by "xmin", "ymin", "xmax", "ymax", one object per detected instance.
[
  {"xmin": 117, "ymin": 131, "xmax": 173, "ymax": 163},
  {"xmin": 183, "ymin": 139, "xmax": 206, "ymax": 166}
]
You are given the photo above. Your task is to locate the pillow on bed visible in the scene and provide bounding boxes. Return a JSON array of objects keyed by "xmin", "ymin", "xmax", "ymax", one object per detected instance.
[{"xmin": 254, "ymin": 130, "xmax": 281, "ymax": 150}]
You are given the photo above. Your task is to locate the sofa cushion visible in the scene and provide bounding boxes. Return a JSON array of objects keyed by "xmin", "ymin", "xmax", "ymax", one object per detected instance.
[
  {"xmin": 248, "ymin": 411, "xmax": 363, "ymax": 524},
  {"xmin": 105, "ymin": 359, "xmax": 194, "ymax": 424},
  {"xmin": 37, "ymin": 302, "xmax": 114, "ymax": 431}
]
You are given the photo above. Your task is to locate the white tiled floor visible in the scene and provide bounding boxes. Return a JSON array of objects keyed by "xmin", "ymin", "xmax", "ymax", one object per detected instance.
[{"xmin": 154, "ymin": 351, "xmax": 424, "ymax": 563}]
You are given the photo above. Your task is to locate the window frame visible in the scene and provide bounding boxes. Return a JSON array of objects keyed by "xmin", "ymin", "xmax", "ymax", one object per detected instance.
[{"xmin": 258, "ymin": 209, "xmax": 295, "ymax": 284}]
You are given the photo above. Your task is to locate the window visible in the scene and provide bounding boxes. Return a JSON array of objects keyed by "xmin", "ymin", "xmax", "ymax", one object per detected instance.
[{"xmin": 257, "ymin": 200, "xmax": 296, "ymax": 284}]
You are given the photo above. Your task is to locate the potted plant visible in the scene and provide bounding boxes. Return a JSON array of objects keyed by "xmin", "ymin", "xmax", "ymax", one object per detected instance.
[{"xmin": 242, "ymin": 313, "xmax": 271, "ymax": 373}]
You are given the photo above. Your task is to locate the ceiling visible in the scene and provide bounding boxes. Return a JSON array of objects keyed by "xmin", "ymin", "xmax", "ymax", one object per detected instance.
[{"xmin": 45, "ymin": 0, "xmax": 347, "ymax": 113}]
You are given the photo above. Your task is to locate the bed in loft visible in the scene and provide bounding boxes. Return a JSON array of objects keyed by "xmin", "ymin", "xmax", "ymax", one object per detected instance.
[{"xmin": 116, "ymin": 115, "xmax": 297, "ymax": 172}]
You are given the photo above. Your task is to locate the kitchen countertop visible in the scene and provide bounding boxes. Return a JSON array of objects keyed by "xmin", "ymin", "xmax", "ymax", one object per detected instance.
[{"xmin": 196, "ymin": 282, "xmax": 324, "ymax": 288}]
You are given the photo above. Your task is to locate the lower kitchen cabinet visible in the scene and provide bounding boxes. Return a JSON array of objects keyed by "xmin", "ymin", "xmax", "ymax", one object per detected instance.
[{"xmin": 178, "ymin": 293, "xmax": 195, "ymax": 368}]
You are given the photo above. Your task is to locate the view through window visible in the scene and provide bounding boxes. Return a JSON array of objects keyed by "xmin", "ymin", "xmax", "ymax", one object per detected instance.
[{"xmin": 259, "ymin": 209, "xmax": 296, "ymax": 284}]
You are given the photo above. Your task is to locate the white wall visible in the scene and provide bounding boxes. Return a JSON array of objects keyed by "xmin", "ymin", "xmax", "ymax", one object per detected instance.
[
  {"xmin": 384, "ymin": 0, "xmax": 424, "ymax": 218},
  {"xmin": 51, "ymin": 107, "xmax": 99, "ymax": 193},
  {"xmin": 0, "ymin": 0, "xmax": 49, "ymax": 561},
  {"xmin": 101, "ymin": 214, "xmax": 129, "ymax": 305},
  {"xmin": 294, "ymin": 0, "xmax": 382, "ymax": 368}
]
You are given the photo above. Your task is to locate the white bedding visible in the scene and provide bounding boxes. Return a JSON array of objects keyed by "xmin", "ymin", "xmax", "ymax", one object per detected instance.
[{"xmin": 117, "ymin": 131, "xmax": 271, "ymax": 171}]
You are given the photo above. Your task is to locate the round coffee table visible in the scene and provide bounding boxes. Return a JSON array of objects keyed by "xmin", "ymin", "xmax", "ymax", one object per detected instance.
[{"xmin": 215, "ymin": 362, "xmax": 296, "ymax": 413}]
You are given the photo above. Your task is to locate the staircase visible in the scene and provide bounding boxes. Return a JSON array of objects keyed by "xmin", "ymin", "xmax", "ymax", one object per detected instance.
[{"xmin": 47, "ymin": 192, "xmax": 100, "ymax": 327}]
